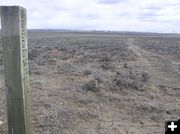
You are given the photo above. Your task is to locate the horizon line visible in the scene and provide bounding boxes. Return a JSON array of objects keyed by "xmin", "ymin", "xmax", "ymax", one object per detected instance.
[{"xmin": 25, "ymin": 29, "xmax": 180, "ymax": 34}]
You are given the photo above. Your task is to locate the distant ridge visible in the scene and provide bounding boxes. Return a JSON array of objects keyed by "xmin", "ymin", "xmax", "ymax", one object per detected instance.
[{"xmin": 27, "ymin": 29, "xmax": 180, "ymax": 38}]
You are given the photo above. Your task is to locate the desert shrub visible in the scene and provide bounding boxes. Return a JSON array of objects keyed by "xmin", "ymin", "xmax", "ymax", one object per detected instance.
[
  {"xmin": 60, "ymin": 54, "xmax": 71, "ymax": 61},
  {"xmin": 93, "ymin": 74, "xmax": 104, "ymax": 83},
  {"xmin": 29, "ymin": 64, "xmax": 42, "ymax": 75},
  {"xmin": 113, "ymin": 69, "xmax": 150, "ymax": 90},
  {"xmin": 77, "ymin": 110, "xmax": 98, "ymax": 121},
  {"xmin": 47, "ymin": 58, "xmax": 57, "ymax": 65},
  {"xmin": 0, "ymin": 56, "xmax": 2, "ymax": 66},
  {"xmin": 103, "ymin": 80, "xmax": 118, "ymax": 91},
  {"xmin": 28, "ymin": 48, "xmax": 39, "ymax": 60},
  {"xmin": 36, "ymin": 58, "xmax": 47, "ymax": 66},
  {"xmin": 0, "ymin": 47, "xmax": 2, "ymax": 54},
  {"xmin": 83, "ymin": 53, "xmax": 99, "ymax": 62},
  {"xmin": 28, "ymin": 45, "xmax": 44, "ymax": 60},
  {"xmin": 82, "ymin": 79, "xmax": 99, "ymax": 92},
  {"xmin": 99, "ymin": 54, "xmax": 111, "ymax": 62},
  {"xmin": 0, "ymin": 48, "xmax": 3, "ymax": 66},
  {"xmin": 133, "ymin": 101, "xmax": 163, "ymax": 115},
  {"xmin": 135, "ymin": 38, "xmax": 180, "ymax": 59},
  {"xmin": 83, "ymin": 69, "xmax": 92, "ymax": 76},
  {"xmin": 56, "ymin": 63, "xmax": 76, "ymax": 75},
  {"xmin": 36, "ymin": 108, "xmax": 75, "ymax": 133},
  {"xmin": 80, "ymin": 38, "xmax": 137, "ymax": 62},
  {"xmin": 75, "ymin": 57, "xmax": 88, "ymax": 65},
  {"xmin": 123, "ymin": 62, "xmax": 128, "ymax": 68},
  {"xmin": 101, "ymin": 62, "xmax": 112, "ymax": 70}
]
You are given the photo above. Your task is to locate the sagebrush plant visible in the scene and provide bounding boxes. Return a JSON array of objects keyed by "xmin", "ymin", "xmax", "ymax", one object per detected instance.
[
  {"xmin": 82, "ymin": 79, "xmax": 99, "ymax": 92},
  {"xmin": 0, "ymin": 48, "xmax": 3, "ymax": 66},
  {"xmin": 83, "ymin": 69, "xmax": 92, "ymax": 76},
  {"xmin": 113, "ymin": 68, "xmax": 150, "ymax": 90}
]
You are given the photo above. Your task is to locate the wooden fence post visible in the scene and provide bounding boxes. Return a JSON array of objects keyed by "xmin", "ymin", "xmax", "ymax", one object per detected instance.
[{"xmin": 0, "ymin": 6, "xmax": 32, "ymax": 134}]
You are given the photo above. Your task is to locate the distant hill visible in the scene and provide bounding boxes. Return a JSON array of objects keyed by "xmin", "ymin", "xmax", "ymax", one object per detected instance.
[{"xmin": 27, "ymin": 29, "xmax": 180, "ymax": 38}]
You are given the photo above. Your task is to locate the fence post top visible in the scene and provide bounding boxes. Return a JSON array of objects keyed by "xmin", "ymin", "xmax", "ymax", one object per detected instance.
[
  {"xmin": 0, "ymin": 6, "xmax": 26, "ymax": 16},
  {"xmin": 0, "ymin": 5, "xmax": 25, "ymax": 8}
]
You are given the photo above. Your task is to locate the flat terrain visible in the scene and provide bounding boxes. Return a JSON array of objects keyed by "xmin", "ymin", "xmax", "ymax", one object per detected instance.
[{"xmin": 0, "ymin": 31, "xmax": 180, "ymax": 134}]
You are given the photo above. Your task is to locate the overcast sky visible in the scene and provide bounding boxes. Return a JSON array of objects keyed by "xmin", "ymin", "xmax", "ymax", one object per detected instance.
[{"xmin": 1, "ymin": 0, "xmax": 180, "ymax": 33}]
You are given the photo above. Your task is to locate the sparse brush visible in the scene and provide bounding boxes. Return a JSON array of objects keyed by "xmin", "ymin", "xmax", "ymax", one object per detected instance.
[
  {"xmin": 0, "ymin": 48, "xmax": 3, "ymax": 66},
  {"xmin": 56, "ymin": 63, "xmax": 76, "ymax": 75},
  {"xmin": 0, "ymin": 57, "xmax": 2, "ymax": 66},
  {"xmin": 82, "ymin": 79, "xmax": 99, "ymax": 92},
  {"xmin": 123, "ymin": 62, "xmax": 128, "ymax": 68},
  {"xmin": 101, "ymin": 62, "xmax": 112, "ymax": 70},
  {"xmin": 99, "ymin": 54, "xmax": 111, "ymax": 62},
  {"xmin": 83, "ymin": 69, "xmax": 92, "ymax": 76},
  {"xmin": 113, "ymin": 68, "xmax": 150, "ymax": 90},
  {"xmin": 28, "ymin": 46, "xmax": 41, "ymax": 60}
]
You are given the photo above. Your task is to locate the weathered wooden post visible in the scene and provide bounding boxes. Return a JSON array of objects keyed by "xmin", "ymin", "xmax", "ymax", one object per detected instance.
[{"xmin": 0, "ymin": 6, "xmax": 32, "ymax": 134}]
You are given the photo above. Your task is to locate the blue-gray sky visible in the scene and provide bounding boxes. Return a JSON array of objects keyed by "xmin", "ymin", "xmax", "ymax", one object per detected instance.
[{"xmin": 1, "ymin": 0, "xmax": 180, "ymax": 33}]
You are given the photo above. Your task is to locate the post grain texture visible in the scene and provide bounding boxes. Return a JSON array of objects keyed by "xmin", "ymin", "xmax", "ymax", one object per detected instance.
[{"xmin": 0, "ymin": 6, "xmax": 32, "ymax": 134}]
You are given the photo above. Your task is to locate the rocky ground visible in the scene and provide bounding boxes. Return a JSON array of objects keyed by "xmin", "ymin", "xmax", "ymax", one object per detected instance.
[{"xmin": 0, "ymin": 31, "xmax": 180, "ymax": 134}]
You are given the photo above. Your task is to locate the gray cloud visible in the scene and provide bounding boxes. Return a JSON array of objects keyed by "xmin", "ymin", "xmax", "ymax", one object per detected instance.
[
  {"xmin": 84, "ymin": 14, "xmax": 100, "ymax": 19},
  {"xmin": 98, "ymin": 0, "xmax": 125, "ymax": 4},
  {"xmin": 137, "ymin": 11, "xmax": 161, "ymax": 22},
  {"xmin": 139, "ymin": 12, "xmax": 160, "ymax": 17},
  {"xmin": 137, "ymin": 16, "xmax": 158, "ymax": 22}
]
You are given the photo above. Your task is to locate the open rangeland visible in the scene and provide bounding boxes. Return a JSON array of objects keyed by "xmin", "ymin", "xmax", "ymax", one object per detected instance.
[{"xmin": 0, "ymin": 31, "xmax": 180, "ymax": 134}]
